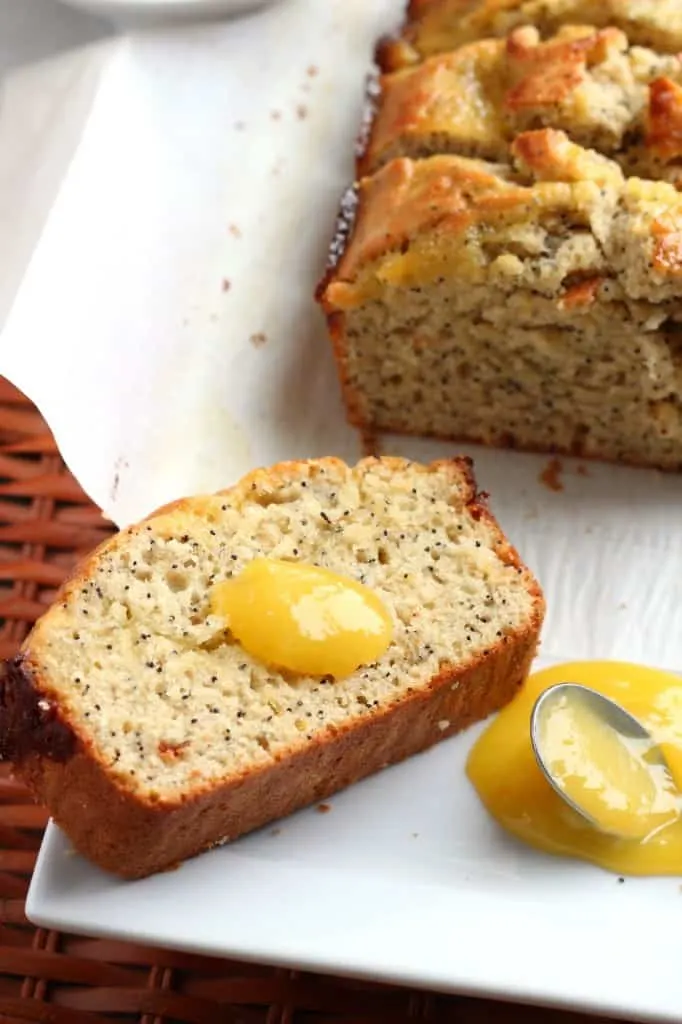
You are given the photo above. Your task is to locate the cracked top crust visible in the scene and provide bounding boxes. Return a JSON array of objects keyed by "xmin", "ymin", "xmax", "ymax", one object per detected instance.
[
  {"xmin": 320, "ymin": 131, "xmax": 682, "ymax": 311},
  {"xmin": 381, "ymin": 0, "xmax": 682, "ymax": 69},
  {"xmin": 365, "ymin": 24, "xmax": 682, "ymax": 184}
]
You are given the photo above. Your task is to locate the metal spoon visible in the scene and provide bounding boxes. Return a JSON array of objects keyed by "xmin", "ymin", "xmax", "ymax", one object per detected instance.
[{"xmin": 530, "ymin": 683, "xmax": 679, "ymax": 838}]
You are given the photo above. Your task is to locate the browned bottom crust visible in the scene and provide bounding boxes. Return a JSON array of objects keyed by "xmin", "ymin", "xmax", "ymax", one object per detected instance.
[
  {"xmin": 341, "ymin": 408, "xmax": 679, "ymax": 475},
  {"xmin": 2, "ymin": 627, "xmax": 539, "ymax": 879}
]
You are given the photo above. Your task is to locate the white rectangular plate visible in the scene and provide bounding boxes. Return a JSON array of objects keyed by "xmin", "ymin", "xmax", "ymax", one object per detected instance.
[
  {"xmin": 27, "ymin": 651, "xmax": 682, "ymax": 1022},
  {"xmin": 23, "ymin": 452, "xmax": 682, "ymax": 1020},
  {"xmin": 8, "ymin": 2, "xmax": 682, "ymax": 1020}
]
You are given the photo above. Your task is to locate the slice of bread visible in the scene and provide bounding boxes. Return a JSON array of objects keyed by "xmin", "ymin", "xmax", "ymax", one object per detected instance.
[
  {"xmin": 0, "ymin": 457, "xmax": 543, "ymax": 879},
  {"xmin": 363, "ymin": 24, "xmax": 682, "ymax": 187},
  {"xmin": 318, "ymin": 138, "xmax": 682, "ymax": 470},
  {"xmin": 380, "ymin": 0, "xmax": 682, "ymax": 70}
]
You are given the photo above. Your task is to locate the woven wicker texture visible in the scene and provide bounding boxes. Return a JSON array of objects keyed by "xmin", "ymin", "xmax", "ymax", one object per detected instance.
[{"xmin": 0, "ymin": 377, "xmax": 618, "ymax": 1023}]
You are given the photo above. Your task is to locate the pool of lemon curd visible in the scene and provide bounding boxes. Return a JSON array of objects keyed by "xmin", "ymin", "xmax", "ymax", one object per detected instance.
[{"xmin": 467, "ymin": 661, "xmax": 682, "ymax": 876}]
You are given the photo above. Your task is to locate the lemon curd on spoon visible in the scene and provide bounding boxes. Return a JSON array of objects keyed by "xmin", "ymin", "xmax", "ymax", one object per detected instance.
[
  {"xmin": 467, "ymin": 661, "xmax": 682, "ymax": 875},
  {"xmin": 211, "ymin": 558, "xmax": 393, "ymax": 678},
  {"xmin": 535, "ymin": 686, "xmax": 679, "ymax": 840}
]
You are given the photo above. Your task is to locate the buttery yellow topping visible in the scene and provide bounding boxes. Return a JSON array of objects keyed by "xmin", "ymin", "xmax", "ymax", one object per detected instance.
[{"xmin": 211, "ymin": 559, "xmax": 393, "ymax": 678}]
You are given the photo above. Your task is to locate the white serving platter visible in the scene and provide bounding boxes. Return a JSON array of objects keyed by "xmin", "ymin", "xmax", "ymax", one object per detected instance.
[
  {"xmin": 3, "ymin": 1, "xmax": 682, "ymax": 1019},
  {"xmin": 24, "ymin": 444, "xmax": 682, "ymax": 1021},
  {"xmin": 26, "ymin": 653, "xmax": 682, "ymax": 1023}
]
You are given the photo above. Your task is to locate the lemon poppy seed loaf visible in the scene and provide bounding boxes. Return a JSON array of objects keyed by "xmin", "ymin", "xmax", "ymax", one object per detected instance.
[
  {"xmin": 380, "ymin": 0, "xmax": 682, "ymax": 70},
  {"xmin": 363, "ymin": 24, "xmax": 682, "ymax": 187},
  {"xmin": 319, "ymin": 136, "xmax": 682, "ymax": 470},
  {"xmin": 321, "ymin": 0, "xmax": 682, "ymax": 470},
  {"xmin": 0, "ymin": 457, "xmax": 543, "ymax": 879}
]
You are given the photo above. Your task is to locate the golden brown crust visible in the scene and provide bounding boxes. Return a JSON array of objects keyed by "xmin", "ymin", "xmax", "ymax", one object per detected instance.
[
  {"xmin": 320, "ymin": 3, "xmax": 682, "ymax": 479},
  {"xmin": 503, "ymin": 25, "xmax": 624, "ymax": 109},
  {"xmin": 325, "ymin": 311, "xmax": 369, "ymax": 427},
  {"xmin": 647, "ymin": 77, "xmax": 682, "ymax": 160},
  {"xmin": 652, "ymin": 221, "xmax": 682, "ymax": 275},
  {"xmin": 509, "ymin": 128, "xmax": 624, "ymax": 183},
  {"xmin": 361, "ymin": 23, "xmax": 682, "ymax": 181},
  {"xmin": 374, "ymin": 34, "xmax": 421, "ymax": 74},
  {"xmin": 319, "ymin": 155, "xmax": 528, "ymax": 306},
  {"xmin": 360, "ymin": 37, "xmax": 506, "ymax": 177},
  {"xmin": 508, "ymin": 126, "xmax": 572, "ymax": 173},
  {"xmin": 319, "ymin": 135, "xmax": 682, "ymax": 320},
  {"xmin": 387, "ymin": 0, "xmax": 682, "ymax": 68},
  {"xmin": 2, "ymin": 457, "xmax": 544, "ymax": 878},
  {"xmin": 18, "ymin": 621, "xmax": 539, "ymax": 878},
  {"xmin": 557, "ymin": 274, "xmax": 604, "ymax": 309}
]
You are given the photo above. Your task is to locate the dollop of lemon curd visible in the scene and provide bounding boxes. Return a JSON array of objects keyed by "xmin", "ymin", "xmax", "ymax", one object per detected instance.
[
  {"xmin": 211, "ymin": 558, "xmax": 393, "ymax": 678},
  {"xmin": 466, "ymin": 661, "xmax": 682, "ymax": 876}
]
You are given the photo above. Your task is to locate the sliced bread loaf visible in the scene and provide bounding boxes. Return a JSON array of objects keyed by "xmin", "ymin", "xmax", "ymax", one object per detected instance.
[
  {"xmin": 363, "ymin": 24, "xmax": 682, "ymax": 186},
  {"xmin": 318, "ymin": 136, "xmax": 682, "ymax": 469},
  {"xmin": 381, "ymin": 0, "xmax": 682, "ymax": 70},
  {"xmin": 0, "ymin": 457, "xmax": 543, "ymax": 879}
]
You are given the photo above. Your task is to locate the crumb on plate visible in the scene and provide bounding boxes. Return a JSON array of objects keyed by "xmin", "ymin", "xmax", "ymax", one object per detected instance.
[
  {"xmin": 539, "ymin": 457, "xmax": 564, "ymax": 492},
  {"xmin": 361, "ymin": 429, "xmax": 381, "ymax": 458}
]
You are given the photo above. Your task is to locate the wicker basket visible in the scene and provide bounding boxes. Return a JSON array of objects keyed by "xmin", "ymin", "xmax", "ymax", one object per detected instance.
[{"xmin": 0, "ymin": 377, "xmax": 613, "ymax": 1023}]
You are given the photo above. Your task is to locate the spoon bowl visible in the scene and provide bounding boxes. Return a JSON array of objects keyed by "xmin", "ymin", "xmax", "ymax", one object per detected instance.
[{"xmin": 530, "ymin": 682, "xmax": 679, "ymax": 838}]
